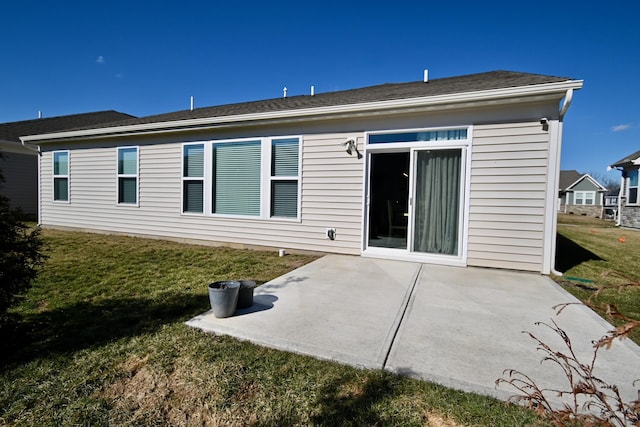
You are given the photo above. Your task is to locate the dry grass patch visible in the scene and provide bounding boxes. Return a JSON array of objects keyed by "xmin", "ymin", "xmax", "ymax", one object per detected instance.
[{"xmin": 425, "ymin": 411, "xmax": 464, "ymax": 427}]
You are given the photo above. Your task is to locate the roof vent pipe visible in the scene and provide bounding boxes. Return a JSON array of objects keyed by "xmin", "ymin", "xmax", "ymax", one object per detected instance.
[
  {"xmin": 283, "ymin": 87, "xmax": 288, "ymax": 98},
  {"xmin": 38, "ymin": 111, "xmax": 42, "ymax": 119},
  {"xmin": 190, "ymin": 96, "xmax": 194, "ymax": 111},
  {"xmin": 311, "ymin": 85, "xmax": 315, "ymax": 96},
  {"xmin": 423, "ymin": 69, "xmax": 429, "ymax": 83}
]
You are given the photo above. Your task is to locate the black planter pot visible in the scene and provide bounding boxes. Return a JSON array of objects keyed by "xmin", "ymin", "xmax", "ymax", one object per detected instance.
[
  {"xmin": 237, "ymin": 280, "xmax": 256, "ymax": 309},
  {"xmin": 208, "ymin": 281, "xmax": 240, "ymax": 318}
]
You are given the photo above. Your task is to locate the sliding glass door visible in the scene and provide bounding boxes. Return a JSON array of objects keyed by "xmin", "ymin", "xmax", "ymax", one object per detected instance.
[
  {"xmin": 366, "ymin": 145, "xmax": 464, "ymax": 260},
  {"xmin": 412, "ymin": 149, "xmax": 461, "ymax": 256},
  {"xmin": 367, "ymin": 152, "xmax": 409, "ymax": 249}
]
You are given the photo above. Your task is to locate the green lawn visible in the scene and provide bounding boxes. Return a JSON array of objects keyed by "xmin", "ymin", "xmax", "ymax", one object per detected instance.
[
  {"xmin": 555, "ymin": 213, "xmax": 640, "ymax": 344},
  {"xmin": 1, "ymin": 229, "xmax": 544, "ymax": 426}
]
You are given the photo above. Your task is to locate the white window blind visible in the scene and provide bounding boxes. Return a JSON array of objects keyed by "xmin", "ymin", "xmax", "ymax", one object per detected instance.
[
  {"xmin": 271, "ymin": 138, "xmax": 299, "ymax": 218},
  {"xmin": 183, "ymin": 144, "xmax": 204, "ymax": 213},
  {"xmin": 213, "ymin": 141, "xmax": 261, "ymax": 216}
]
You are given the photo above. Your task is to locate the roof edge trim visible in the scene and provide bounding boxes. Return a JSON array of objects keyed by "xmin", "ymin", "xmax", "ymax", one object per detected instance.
[{"xmin": 23, "ymin": 79, "xmax": 583, "ymax": 143}]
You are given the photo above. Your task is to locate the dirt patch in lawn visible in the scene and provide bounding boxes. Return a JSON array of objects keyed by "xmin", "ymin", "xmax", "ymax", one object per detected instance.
[{"xmin": 102, "ymin": 355, "xmax": 230, "ymax": 426}]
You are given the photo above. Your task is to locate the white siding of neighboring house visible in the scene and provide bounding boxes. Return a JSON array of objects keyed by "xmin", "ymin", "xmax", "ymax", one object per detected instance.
[
  {"xmin": 467, "ymin": 122, "xmax": 549, "ymax": 272},
  {"xmin": 39, "ymin": 133, "xmax": 364, "ymax": 255}
]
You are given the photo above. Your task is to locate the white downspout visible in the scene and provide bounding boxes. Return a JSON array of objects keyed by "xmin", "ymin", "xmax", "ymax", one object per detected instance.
[
  {"xmin": 20, "ymin": 138, "xmax": 41, "ymax": 155},
  {"xmin": 616, "ymin": 174, "xmax": 623, "ymax": 226},
  {"xmin": 559, "ymin": 88, "xmax": 573, "ymax": 119},
  {"xmin": 549, "ymin": 89, "xmax": 574, "ymax": 277}
]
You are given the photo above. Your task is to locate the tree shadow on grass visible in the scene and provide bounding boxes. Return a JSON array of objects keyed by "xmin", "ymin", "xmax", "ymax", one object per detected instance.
[
  {"xmin": 0, "ymin": 291, "xmax": 210, "ymax": 369},
  {"xmin": 555, "ymin": 233, "xmax": 603, "ymax": 273},
  {"xmin": 307, "ymin": 372, "xmax": 410, "ymax": 426}
]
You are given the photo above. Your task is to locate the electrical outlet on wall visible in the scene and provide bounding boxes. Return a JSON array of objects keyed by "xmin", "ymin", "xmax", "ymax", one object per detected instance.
[{"xmin": 326, "ymin": 228, "xmax": 336, "ymax": 240}]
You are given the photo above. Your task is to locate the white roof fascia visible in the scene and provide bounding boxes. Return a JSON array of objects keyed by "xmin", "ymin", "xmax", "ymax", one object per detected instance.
[
  {"xmin": 23, "ymin": 79, "xmax": 583, "ymax": 144},
  {"xmin": 0, "ymin": 139, "xmax": 39, "ymax": 155}
]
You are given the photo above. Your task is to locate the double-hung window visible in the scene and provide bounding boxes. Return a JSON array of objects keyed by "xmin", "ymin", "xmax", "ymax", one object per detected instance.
[
  {"xmin": 213, "ymin": 140, "xmax": 261, "ymax": 216},
  {"xmin": 574, "ymin": 191, "xmax": 595, "ymax": 205},
  {"xmin": 53, "ymin": 151, "xmax": 69, "ymax": 202},
  {"xmin": 270, "ymin": 138, "xmax": 300, "ymax": 218},
  {"xmin": 117, "ymin": 147, "xmax": 138, "ymax": 205},
  {"xmin": 183, "ymin": 144, "xmax": 204, "ymax": 213},
  {"xmin": 628, "ymin": 169, "xmax": 639, "ymax": 204}
]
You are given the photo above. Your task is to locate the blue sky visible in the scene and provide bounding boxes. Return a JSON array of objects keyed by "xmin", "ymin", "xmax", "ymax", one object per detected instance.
[{"xmin": 1, "ymin": 1, "xmax": 638, "ymax": 183}]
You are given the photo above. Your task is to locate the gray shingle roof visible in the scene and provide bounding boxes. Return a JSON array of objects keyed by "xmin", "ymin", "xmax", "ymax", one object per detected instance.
[
  {"xmin": 56, "ymin": 70, "xmax": 574, "ymax": 132},
  {"xmin": 559, "ymin": 170, "xmax": 583, "ymax": 190},
  {"xmin": 610, "ymin": 150, "xmax": 640, "ymax": 168},
  {"xmin": 0, "ymin": 110, "xmax": 135, "ymax": 143}
]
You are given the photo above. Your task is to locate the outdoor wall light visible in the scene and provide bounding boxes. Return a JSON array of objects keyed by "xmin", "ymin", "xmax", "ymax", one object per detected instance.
[
  {"xmin": 540, "ymin": 117, "xmax": 549, "ymax": 131},
  {"xmin": 343, "ymin": 139, "xmax": 362, "ymax": 159}
]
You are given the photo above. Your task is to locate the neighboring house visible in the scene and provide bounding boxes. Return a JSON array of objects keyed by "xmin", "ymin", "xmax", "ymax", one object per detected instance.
[
  {"xmin": 0, "ymin": 111, "xmax": 135, "ymax": 217},
  {"xmin": 609, "ymin": 150, "xmax": 640, "ymax": 229},
  {"xmin": 557, "ymin": 170, "xmax": 607, "ymax": 217},
  {"xmin": 23, "ymin": 70, "xmax": 583, "ymax": 274}
]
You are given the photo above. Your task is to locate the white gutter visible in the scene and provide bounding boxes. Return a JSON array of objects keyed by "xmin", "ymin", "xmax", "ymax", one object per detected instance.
[
  {"xmin": 22, "ymin": 140, "xmax": 41, "ymax": 154},
  {"xmin": 0, "ymin": 139, "xmax": 40, "ymax": 155},
  {"xmin": 22, "ymin": 80, "xmax": 584, "ymax": 143},
  {"xmin": 550, "ymin": 88, "xmax": 578, "ymax": 277}
]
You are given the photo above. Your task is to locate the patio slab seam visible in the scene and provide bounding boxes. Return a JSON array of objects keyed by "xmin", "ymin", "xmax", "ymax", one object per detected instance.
[{"xmin": 381, "ymin": 263, "xmax": 423, "ymax": 368}]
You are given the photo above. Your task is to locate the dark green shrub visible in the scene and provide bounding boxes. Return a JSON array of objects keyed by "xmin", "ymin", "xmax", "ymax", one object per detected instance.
[{"xmin": 0, "ymin": 158, "xmax": 46, "ymax": 325}]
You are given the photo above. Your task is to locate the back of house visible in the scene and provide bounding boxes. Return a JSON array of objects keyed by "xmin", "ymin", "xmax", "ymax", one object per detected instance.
[{"xmin": 23, "ymin": 70, "xmax": 583, "ymax": 274}]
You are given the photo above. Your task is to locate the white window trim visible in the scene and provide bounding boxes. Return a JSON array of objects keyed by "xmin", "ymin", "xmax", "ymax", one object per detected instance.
[
  {"xmin": 627, "ymin": 170, "xmax": 639, "ymax": 205},
  {"xmin": 52, "ymin": 150, "xmax": 70, "ymax": 203},
  {"xmin": 116, "ymin": 146, "xmax": 139, "ymax": 206},
  {"xmin": 180, "ymin": 136, "xmax": 302, "ymax": 221},
  {"xmin": 181, "ymin": 142, "xmax": 206, "ymax": 215},
  {"xmin": 211, "ymin": 137, "xmax": 263, "ymax": 219},
  {"xmin": 362, "ymin": 125, "xmax": 472, "ymax": 266},
  {"xmin": 266, "ymin": 136, "xmax": 302, "ymax": 222},
  {"xmin": 574, "ymin": 190, "xmax": 596, "ymax": 205}
]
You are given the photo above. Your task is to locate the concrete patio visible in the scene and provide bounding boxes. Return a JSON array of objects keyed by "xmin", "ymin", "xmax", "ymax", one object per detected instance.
[{"xmin": 187, "ymin": 254, "xmax": 640, "ymax": 405}]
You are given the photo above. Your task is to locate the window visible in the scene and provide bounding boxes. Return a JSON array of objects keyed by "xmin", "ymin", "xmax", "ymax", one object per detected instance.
[
  {"xmin": 180, "ymin": 136, "xmax": 301, "ymax": 219},
  {"xmin": 213, "ymin": 140, "xmax": 261, "ymax": 216},
  {"xmin": 628, "ymin": 169, "xmax": 638, "ymax": 204},
  {"xmin": 117, "ymin": 147, "xmax": 138, "ymax": 204},
  {"xmin": 369, "ymin": 129, "xmax": 467, "ymax": 144},
  {"xmin": 183, "ymin": 144, "xmax": 204, "ymax": 213},
  {"xmin": 574, "ymin": 191, "xmax": 595, "ymax": 205},
  {"xmin": 53, "ymin": 151, "xmax": 69, "ymax": 202},
  {"xmin": 270, "ymin": 138, "xmax": 300, "ymax": 218}
]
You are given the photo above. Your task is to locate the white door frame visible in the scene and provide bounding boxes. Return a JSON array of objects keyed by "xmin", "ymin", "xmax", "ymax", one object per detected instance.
[{"xmin": 361, "ymin": 128, "xmax": 472, "ymax": 266}]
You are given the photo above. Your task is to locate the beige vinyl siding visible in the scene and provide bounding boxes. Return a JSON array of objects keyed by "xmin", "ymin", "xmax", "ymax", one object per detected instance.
[
  {"xmin": 300, "ymin": 134, "xmax": 363, "ymax": 251},
  {"xmin": 39, "ymin": 133, "xmax": 364, "ymax": 255},
  {"xmin": 467, "ymin": 122, "xmax": 549, "ymax": 272}
]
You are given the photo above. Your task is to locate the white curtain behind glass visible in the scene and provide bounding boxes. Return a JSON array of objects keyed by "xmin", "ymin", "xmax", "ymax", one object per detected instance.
[{"xmin": 413, "ymin": 149, "xmax": 461, "ymax": 255}]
